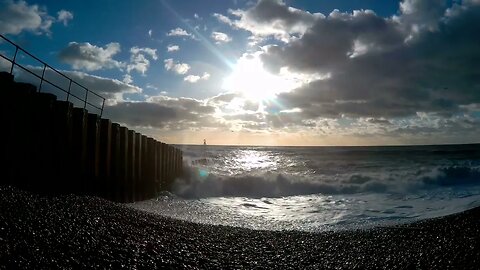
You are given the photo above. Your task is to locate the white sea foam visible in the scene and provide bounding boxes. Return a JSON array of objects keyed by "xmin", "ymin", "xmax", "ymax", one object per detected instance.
[{"xmin": 130, "ymin": 145, "xmax": 480, "ymax": 232}]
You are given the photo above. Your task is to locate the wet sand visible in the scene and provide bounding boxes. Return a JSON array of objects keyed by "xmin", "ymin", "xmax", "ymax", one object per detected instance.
[{"xmin": 0, "ymin": 186, "xmax": 479, "ymax": 269}]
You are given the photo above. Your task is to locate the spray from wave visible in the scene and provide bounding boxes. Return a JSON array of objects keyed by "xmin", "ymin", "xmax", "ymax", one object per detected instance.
[{"xmin": 172, "ymin": 165, "xmax": 480, "ymax": 199}]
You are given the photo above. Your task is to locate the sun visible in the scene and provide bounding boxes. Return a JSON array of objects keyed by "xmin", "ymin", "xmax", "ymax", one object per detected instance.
[{"xmin": 222, "ymin": 54, "xmax": 297, "ymax": 101}]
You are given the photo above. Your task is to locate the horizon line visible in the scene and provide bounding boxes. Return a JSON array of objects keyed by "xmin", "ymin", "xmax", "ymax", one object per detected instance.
[{"xmin": 172, "ymin": 142, "xmax": 480, "ymax": 148}]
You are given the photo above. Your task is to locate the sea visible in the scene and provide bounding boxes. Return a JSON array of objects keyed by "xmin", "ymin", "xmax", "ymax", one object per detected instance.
[{"xmin": 130, "ymin": 144, "xmax": 480, "ymax": 232}]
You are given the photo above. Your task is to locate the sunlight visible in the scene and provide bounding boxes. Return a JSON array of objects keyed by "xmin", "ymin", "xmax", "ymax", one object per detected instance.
[{"xmin": 222, "ymin": 54, "xmax": 298, "ymax": 101}]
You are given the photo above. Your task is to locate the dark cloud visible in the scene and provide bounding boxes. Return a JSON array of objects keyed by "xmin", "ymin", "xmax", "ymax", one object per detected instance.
[
  {"xmin": 0, "ymin": 0, "xmax": 58, "ymax": 35},
  {"xmin": 58, "ymin": 42, "xmax": 124, "ymax": 71},
  {"xmin": 259, "ymin": 0, "xmax": 480, "ymax": 119},
  {"xmin": 104, "ymin": 96, "xmax": 219, "ymax": 130},
  {"xmin": 222, "ymin": 0, "xmax": 322, "ymax": 41}
]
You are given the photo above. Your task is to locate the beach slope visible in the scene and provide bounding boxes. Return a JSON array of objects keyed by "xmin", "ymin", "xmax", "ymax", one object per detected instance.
[{"xmin": 1, "ymin": 186, "xmax": 479, "ymax": 269}]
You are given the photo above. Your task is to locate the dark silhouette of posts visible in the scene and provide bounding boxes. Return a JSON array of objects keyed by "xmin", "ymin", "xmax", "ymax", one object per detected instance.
[
  {"xmin": 147, "ymin": 137, "xmax": 156, "ymax": 198},
  {"xmin": 155, "ymin": 141, "xmax": 162, "ymax": 192},
  {"xmin": 0, "ymin": 72, "xmax": 15, "ymax": 187},
  {"xmin": 53, "ymin": 101, "xmax": 73, "ymax": 194},
  {"xmin": 31, "ymin": 92, "xmax": 56, "ymax": 193},
  {"xmin": 110, "ymin": 123, "xmax": 120, "ymax": 201},
  {"xmin": 8, "ymin": 83, "xmax": 36, "ymax": 189},
  {"xmin": 134, "ymin": 132, "xmax": 142, "ymax": 201},
  {"xmin": 1, "ymin": 73, "xmax": 184, "ymax": 203},
  {"xmin": 140, "ymin": 135, "xmax": 148, "ymax": 200},
  {"xmin": 119, "ymin": 127, "xmax": 128, "ymax": 202},
  {"xmin": 127, "ymin": 130, "xmax": 136, "ymax": 202},
  {"xmin": 161, "ymin": 143, "xmax": 167, "ymax": 190},
  {"xmin": 72, "ymin": 108, "xmax": 88, "ymax": 194},
  {"xmin": 86, "ymin": 113, "xmax": 100, "ymax": 195},
  {"xmin": 99, "ymin": 119, "xmax": 112, "ymax": 199}
]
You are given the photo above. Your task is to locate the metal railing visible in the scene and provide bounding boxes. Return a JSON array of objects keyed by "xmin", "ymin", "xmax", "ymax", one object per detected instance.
[{"xmin": 0, "ymin": 34, "xmax": 106, "ymax": 116}]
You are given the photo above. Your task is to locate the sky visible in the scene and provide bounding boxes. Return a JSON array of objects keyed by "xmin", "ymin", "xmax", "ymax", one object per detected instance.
[{"xmin": 0, "ymin": 0, "xmax": 479, "ymax": 146}]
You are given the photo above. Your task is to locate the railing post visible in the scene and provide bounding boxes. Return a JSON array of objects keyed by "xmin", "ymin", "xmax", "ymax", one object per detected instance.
[
  {"xmin": 100, "ymin": 98, "xmax": 105, "ymax": 117},
  {"xmin": 10, "ymin": 46, "xmax": 18, "ymax": 74},
  {"xmin": 67, "ymin": 79, "xmax": 72, "ymax": 101},
  {"xmin": 84, "ymin": 90, "xmax": 88, "ymax": 109},
  {"xmin": 38, "ymin": 64, "xmax": 47, "ymax": 93}
]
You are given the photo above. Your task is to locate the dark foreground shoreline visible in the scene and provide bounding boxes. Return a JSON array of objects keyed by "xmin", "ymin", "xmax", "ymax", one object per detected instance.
[{"xmin": 1, "ymin": 186, "xmax": 479, "ymax": 269}]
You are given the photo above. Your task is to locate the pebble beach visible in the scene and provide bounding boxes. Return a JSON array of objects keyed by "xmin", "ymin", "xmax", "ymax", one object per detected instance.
[{"xmin": 1, "ymin": 186, "xmax": 479, "ymax": 269}]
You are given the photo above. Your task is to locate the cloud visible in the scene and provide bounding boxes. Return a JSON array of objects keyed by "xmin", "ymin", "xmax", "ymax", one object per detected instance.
[
  {"xmin": 213, "ymin": 13, "xmax": 233, "ymax": 24},
  {"xmin": 58, "ymin": 42, "xmax": 124, "ymax": 71},
  {"xmin": 57, "ymin": 9, "xmax": 73, "ymax": 26},
  {"xmin": 215, "ymin": 0, "xmax": 323, "ymax": 42},
  {"xmin": 127, "ymin": 46, "xmax": 158, "ymax": 75},
  {"xmin": 256, "ymin": 0, "xmax": 480, "ymax": 122},
  {"xmin": 211, "ymin": 31, "xmax": 232, "ymax": 44},
  {"xmin": 184, "ymin": 72, "xmax": 211, "ymax": 83},
  {"xmin": 164, "ymin": 58, "xmax": 190, "ymax": 75},
  {"xmin": 167, "ymin": 27, "xmax": 193, "ymax": 38},
  {"xmin": 167, "ymin": 44, "xmax": 180, "ymax": 52},
  {"xmin": 12, "ymin": 65, "xmax": 141, "ymax": 109},
  {"xmin": 0, "ymin": 0, "xmax": 56, "ymax": 35},
  {"xmin": 122, "ymin": 74, "xmax": 133, "ymax": 84},
  {"xmin": 104, "ymin": 95, "xmax": 219, "ymax": 129}
]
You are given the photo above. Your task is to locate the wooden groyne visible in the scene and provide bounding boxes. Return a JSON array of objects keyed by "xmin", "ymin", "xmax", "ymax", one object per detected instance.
[{"xmin": 0, "ymin": 72, "xmax": 183, "ymax": 202}]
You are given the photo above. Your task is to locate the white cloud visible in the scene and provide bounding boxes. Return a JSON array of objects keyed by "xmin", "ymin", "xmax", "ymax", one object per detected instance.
[
  {"xmin": 167, "ymin": 44, "xmax": 180, "ymax": 52},
  {"xmin": 146, "ymin": 83, "xmax": 158, "ymax": 90},
  {"xmin": 164, "ymin": 58, "xmax": 190, "ymax": 75},
  {"xmin": 123, "ymin": 74, "xmax": 133, "ymax": 84},
  {"xmin": 127, "ymin": 46, "xmax": 158, "ymax": 75},
  {"xmin": 57, "ymin": 9, "xmax": 73, "ymax": 26},
  {"xmin": 213, "ymin": 13, "xmax": 233, "ymax": 24},
  {"xmin": 211, "ymin": 31, "xmax": 232, "ymax": 44},
  {"xmin": 58, "ymin": 42, "xmax": 124, "ymax": 71},
  {"xmin": 184, "ymin": 72, "xmax": 211, "ymax": 83},
  {"xmin": 13, "ymin": 65, "xmax": 141, "ymax": 107},
  {"xmin": 0, "ymin": 0, "xmax": 56, "ymax": 35},
  {"xmin": 167, "ymin": 27, "xmax": 193, "ymax": 38},
  {"xmin": 215, "ymin": 0, "xmax": 323, "ymax": 43}
]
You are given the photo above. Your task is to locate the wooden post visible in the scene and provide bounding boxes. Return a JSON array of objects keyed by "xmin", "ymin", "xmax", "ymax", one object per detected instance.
[
  {"xmin": 127, "ymin": 130, "xmax": 136, "ymax": 202},
  {"xmin": 86, "ymin": 113, "xmax": 100, "ymax": 195},
  {"xmin": 110, "ymin": 123, "xmax": 120, "ymax": 201},
  {"xmin": 119, "ymin": 126, "xmax": 128, "ymax": 202},
  {"xmin": 134, "ymin": 132, "xmax": 142, "ymax": 201},
  {"xmin": 99, "ymin": 119, "xmax": 112, "ymax": 199},
  {"xmin": 72, "ymin": 108, "xmax": 88, "ymax": 194},
  {"xmin": 140, "ymin": 135, "xmax": 148, "ymax": 200},
  {"xmin": 53, "ymin": 101, "xmax": 73, "ymax": 194}
]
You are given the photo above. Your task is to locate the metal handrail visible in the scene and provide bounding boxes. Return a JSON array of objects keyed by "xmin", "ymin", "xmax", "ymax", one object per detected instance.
[{"xmin": 0, "ymin": 34, "xmax": 106, "ymax": 116}]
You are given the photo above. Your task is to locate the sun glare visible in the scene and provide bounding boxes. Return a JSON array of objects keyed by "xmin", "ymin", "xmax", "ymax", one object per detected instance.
[{"xmin": 222, "ymin": 55, "xmax": 298, "ymax": 101}]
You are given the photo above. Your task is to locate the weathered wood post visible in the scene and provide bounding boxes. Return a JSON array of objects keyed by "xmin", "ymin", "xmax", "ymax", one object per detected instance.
[
  {"xmin": 134, "ymin": 132, "xmax": 142, "ymax": 201},
  {"xmin": 72, "ymin": 107, "xmax": 88, "ymax": 194},
  {"xmin": 156, "ymin": 141, "xmax": 163, "ymax": 192},
  {"xmin": 110, "ymin": 123, "xmax": 120, "ymax": 201},
  {"xmin": 140, "ymin": 135, "xmax": 148, "ymax": 200},
  {"xmin": 119, "ymin": 126, "xmax": 129, "ymax": 202},
  {"xmin": 53, "ymin": 100, "xmax": 73, "ymax": 194},
  {"xmin": 86, "ymin": 113, "xmax": 100, "ymax": 195},
  {"xmin": 99, "ymin": 119, "xmax": 112, "ymax": 199},
  {"xmin": 127, "ymin": 130, "xmax": 136, "ymax": 202},
  {"xmin": 147, "ymin": 137, "xmax": 156, "ymax": 198},
  {"xmin": 9, "ymin": 83, "xmax": 36, "ymax": 189},
  {"xmin": 31, "ymin": 92, "xmax": 56, "ymax": 193}
]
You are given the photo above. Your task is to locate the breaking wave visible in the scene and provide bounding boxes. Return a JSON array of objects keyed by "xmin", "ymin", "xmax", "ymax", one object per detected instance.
[{"xmin": 173, "ymin": 166, "xmax": 480, "ymax": 198}]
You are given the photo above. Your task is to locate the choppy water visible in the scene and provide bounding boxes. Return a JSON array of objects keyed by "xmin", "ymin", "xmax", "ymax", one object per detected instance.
[{"xmin": 130, "ymin": 144, "xmax": 480, "ymax": 232}]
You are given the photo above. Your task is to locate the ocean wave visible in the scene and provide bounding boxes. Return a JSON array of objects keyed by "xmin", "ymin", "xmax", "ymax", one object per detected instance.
[{"xmin": 172, "ymin": 165, "xmax": 480, "ymax": 198}]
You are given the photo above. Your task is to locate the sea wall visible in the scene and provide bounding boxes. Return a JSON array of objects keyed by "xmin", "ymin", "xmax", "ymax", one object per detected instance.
[{"xmin": 0, "ymin": 72, "xmax": 183, "ymax": 202}]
